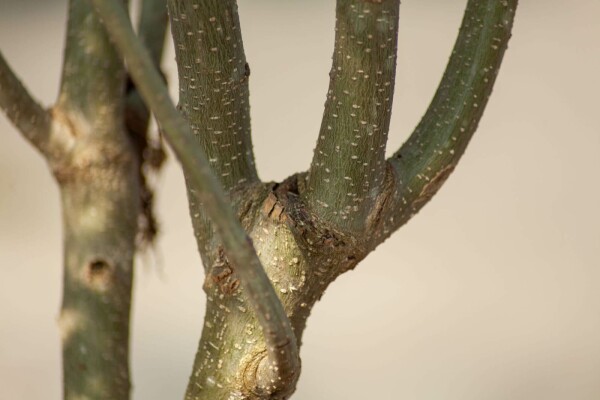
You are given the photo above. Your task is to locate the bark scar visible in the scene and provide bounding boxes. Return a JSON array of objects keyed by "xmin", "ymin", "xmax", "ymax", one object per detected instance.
[{"xmin": 204, "ymin": 247, "xmax": 240, "ymax": 295}]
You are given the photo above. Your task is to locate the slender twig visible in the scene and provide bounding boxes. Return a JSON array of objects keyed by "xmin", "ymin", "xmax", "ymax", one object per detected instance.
[
  {"xmin": 91, "ymin": 0, "xmax": 300, "ymax": 389},
  {"xmin": 305, "ymin": 0, "xmax": 400, "ymax": 233},
  {"xmin": 167, "ymin": 0, "xmax": 258, "ymax": 191},
  {"xmin": 377, "ymin": 0, "xmax": 518, "ymax": 242},
  {"xmin": 0, "ymin": 52, "xmax": 52, "ymax": 155}
]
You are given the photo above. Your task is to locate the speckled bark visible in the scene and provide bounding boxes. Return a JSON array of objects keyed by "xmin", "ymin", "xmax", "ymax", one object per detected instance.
[
  {"xmin": 306, "ymin": 0, "xmax": 400, "ymax": 233},
  {"xmin": 91, "ymin": 2, "xmax": 300, "ymax": 397},
  {"xmin": 184, "ymin": 177, "xmax": 368, "ymax": 400},
  {"xmin": 167, "ymin": 0, "xmax": 259, "ymax": 267}
]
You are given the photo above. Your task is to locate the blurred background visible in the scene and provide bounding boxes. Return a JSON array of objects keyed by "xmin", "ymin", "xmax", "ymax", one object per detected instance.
[{"xmin": 1, "ymin": 0, "xmax": 599, "ymax": 399}]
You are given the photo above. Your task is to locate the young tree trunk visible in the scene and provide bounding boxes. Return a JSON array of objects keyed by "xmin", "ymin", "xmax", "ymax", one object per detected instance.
[{"xmin": 1, "ymin": 0, "xmax": 517, "ymax": 399}]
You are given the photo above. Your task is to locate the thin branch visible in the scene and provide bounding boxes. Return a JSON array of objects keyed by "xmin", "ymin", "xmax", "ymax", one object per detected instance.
[
  {"xmin": 167, "ymin": 0, "xmax": 258, "ymax": 191},
  {"xmin": 305, "ymin": 0, "xmax": 400, "ymax": 233},
  {"xmin": 0, "ymin": 52, "xmax": 52, "ymax": 155},
  {"xmin": 57, "ymin": 0, "xmax": 127, "ymax": 138},
  {"xmin": 55, "ymin": 3, "xmax": 137, "ymax": 399},
  {"xmin": 137, "ymin": 0, "xmax": 168, "ymax": 67},
  {"xmin": 91, "ymin": 0, "xmax": 300, "ymax": 389},
  {"xmin": 376, "ymin": 0, "xmax": 518, "ymax": 243}
]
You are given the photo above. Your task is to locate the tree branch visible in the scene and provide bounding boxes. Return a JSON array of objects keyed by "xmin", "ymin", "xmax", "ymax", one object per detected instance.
[
  {"xmin": 373, "ymin": 0, "xmax": 518, "ymax": 245},
  {"xmin": 0, "ymin": 52, "xmax": 52, "ymax": 156},
  {"xmin": 137, "ymin": 0, "xmax": 168, "ymax": 66},
  {"xmin": 91, "ymin": 0, "xmax": 300, "ymax": 393},
  {"xmin": 53, "ymin": 2, "xmax": 139, "ymax": 399},
  {"xmin": 305, "ymin": 0, "xmax": 400, "ymax": 233},
  {"xmin": 57, "ymin": 0, "xmax": 127, "ymax": 139},
  {"xmin": 167, "ymin": 0, "xmax": 258, "ymax": 191}
]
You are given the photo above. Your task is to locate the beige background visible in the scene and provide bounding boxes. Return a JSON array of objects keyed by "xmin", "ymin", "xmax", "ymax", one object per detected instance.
[{"xmin": 1, "ymin": 1, "xmax": 599, "ymax": 399}]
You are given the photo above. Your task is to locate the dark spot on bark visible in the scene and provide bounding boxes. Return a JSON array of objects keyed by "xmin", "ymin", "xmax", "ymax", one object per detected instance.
[
  {"xmin": 85, "ymin": 259, "xmax": 114, "ymax": 290},
  {"xmin": 89, "ymin": 259, "xmax": 108, "ymax": 274}
]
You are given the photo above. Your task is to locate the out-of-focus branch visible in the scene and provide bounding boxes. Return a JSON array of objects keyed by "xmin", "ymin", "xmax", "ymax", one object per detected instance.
[
  {"xmin": 0, "ymin": 52, "xmax": 53, "ymax": 156},
  {"xmin": 137, "ymin": 0, "xmax": 168, "ymax": 66},
  {"xmin": 305, "ymin": 0, "xmax": 400, "ymax": 233},
  {"xmin": 125, "ymin": 0, "xmax": 169, "ymax": 246},
  {"xmin": 91, "ymin": 0, "xmax": 300, "ymax": 395}
]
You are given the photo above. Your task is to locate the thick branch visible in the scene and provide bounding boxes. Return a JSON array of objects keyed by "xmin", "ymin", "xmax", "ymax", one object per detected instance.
[
  {"xmin": 0, "ymin": 52, "xmax": 52, "ymax": 156},
  {"xmin": 168, "ymin": 0, "xmax": 258, "ymax": 191},
  {"xmin": 374, "ymin": 0, "xmax": 518, "ymax": 245},
  {"xmin": 305, "ymin": 0, "xmax": 400, "ymax": 233},
  {"xmin": 91, "ymin": 0, "xmax": 300, "ymax": 395},
  {"xmin": 127, "ymin": 0, "xmax": 168, "ymax": 130},
  {"xmin": 59, "ymin": 151, "xmax": 139, "ymax": 400},
  {"xmin": 57, "ymin": 0, "xmax": 127, "ymax": 139}
]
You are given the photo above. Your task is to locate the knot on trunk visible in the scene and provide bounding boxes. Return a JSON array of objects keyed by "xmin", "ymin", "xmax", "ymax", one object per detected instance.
[{"xmin": 242, "ymin": 349, "xmax": 300, "ymax": 400}]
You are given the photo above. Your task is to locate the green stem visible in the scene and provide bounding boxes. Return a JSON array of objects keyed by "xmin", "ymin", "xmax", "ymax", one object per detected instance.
[
  {"xmin": 138, "ymin": 0, "xmax": 168, "ymax": 67},
  {"xmin": 305, "ymin": 0, "xmax": 400, "ymax": 233},
  {"xmin": 57, "ymin": 0, "xmax": 127, "ymax": 138},
  {"xmin": 59, "ymin": 151, "xmax": 139, "ymax": 400},
  {"xmin": 91, "ymin": 0, "xmax": 300, "ymax": 393},
  {"xmin": 167, "ymin": 0, "xmax": 258, "ymax": 191},
  {"xmin": 373, "ymin": 0, "xmax": 518, "ymax": 245},
  {"xmin": 126, "ymin": 0, "xmax": 169, "ymax": 129},
  {"xmin": 0, "ymin": 52, "xmax": 53, "ymax": 156}
]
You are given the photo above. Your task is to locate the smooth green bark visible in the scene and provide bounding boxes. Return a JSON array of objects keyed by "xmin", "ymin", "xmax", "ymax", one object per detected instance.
[
  {"xmin": 58, "ymin": 145, "xmax": 139, "ymax": 400},
  {"xmin": 2, "ymin": 0, "xmax": 518, "ymax": 398},
  {"xmin": 90, "ymin": 1, "xmax": 300, "ymax": 398},
  {"xmin": 58, "ymin": 0, "xmax": 127, "ymax": 141},
  {"xmin": 168, "ymin": 0, "xmax": 258, "ymax": 190}
]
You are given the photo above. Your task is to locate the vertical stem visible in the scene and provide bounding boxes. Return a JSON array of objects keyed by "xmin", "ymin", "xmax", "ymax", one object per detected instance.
[
  {"xmin": 58, "ymin": 0, "xmax": 127, "ymax": 138},
  {"xmin": 167, "ymin": 0, "xmax": 258, "ymax": 190},
  {"xmin": 0, "ymin": 52, "xmax": 53, "ymax": 157},
  {"xmin": 305, "ymin": 0, "xmax": 400, "ymax": 232},
  {"xmin": 381, "ymin": 0, "xmax": 518, "ymax": 238},
  {"xmin": 56, "ymin": 1, "xmax": 138, "ymax": 399}
]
